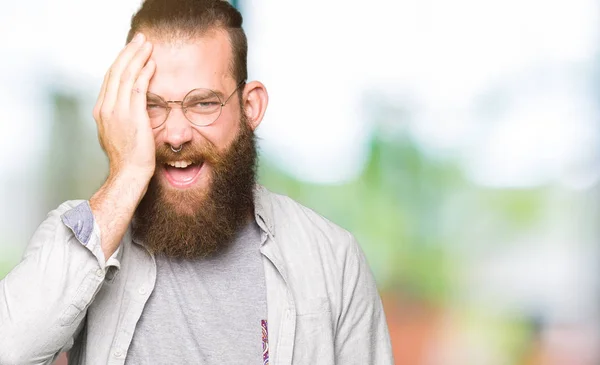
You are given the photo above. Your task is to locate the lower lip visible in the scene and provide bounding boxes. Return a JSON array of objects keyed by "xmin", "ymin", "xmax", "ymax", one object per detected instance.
[{"xmin": 162, "ymin": 163, "xmax": 205, "ymax": 189}]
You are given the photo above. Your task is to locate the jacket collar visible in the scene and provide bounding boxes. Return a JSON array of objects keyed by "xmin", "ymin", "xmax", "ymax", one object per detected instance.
[{"xmin": 253, "ymin": 184, "xmax": 276, "ymax": 240}]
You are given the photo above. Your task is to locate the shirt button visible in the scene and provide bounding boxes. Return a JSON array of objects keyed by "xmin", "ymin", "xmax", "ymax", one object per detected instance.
[
  {"xmin": 96, "ymin": 269, "xmax": 104, "ymax": 277},
  {"xmin": 139, "ymin": 287, "xmax": 147, "ymax": 295},
  {"xmin": 114, "ymin": 349, "xmax": 123, "ymax": 358}
]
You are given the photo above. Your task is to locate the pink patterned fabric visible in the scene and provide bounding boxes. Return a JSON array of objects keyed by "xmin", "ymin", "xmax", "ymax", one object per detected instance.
[{"xmin": 261, "ymin": 320, "xmax": 269, "ymax": 365}]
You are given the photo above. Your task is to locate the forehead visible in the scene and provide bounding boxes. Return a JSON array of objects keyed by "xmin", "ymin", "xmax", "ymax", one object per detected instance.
[{"xmin": 147, "ymin": 30, "xmax": 234, "ymax": 98}]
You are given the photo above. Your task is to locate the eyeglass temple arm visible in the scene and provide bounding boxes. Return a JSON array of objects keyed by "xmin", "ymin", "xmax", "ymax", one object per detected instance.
[{"xmin": 222, "ymin": 80, "xmax": 246, "ymax": 106}]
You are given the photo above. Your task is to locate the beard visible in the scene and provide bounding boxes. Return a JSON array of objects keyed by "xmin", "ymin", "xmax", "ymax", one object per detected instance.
[{"xmin": 133, "ymin": 113, "xmax": 257, "ymax": 259}]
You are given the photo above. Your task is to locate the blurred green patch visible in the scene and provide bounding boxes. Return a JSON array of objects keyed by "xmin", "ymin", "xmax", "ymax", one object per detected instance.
[
  {"xmin": 0, "ymin": 244, "xmax": 22, "ymax": 279},
  {"xmin": 259, "ymin": 132, "xmax": 549, "ymax": 306}
]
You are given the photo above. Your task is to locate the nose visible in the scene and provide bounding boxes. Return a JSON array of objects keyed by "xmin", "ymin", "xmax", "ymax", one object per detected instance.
[{"xmin": 162, "ymin": 103, "xmax": 193, "ymax": 148}]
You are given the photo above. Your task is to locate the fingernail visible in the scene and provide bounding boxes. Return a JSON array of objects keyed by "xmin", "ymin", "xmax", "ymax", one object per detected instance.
[{"xmin": 133, "ymin": 33, "xmax": 145, "ymax": 43}]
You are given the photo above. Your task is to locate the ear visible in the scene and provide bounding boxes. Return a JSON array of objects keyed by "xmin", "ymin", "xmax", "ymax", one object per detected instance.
[{"xmin": 242, "ymin": 81, "xmax": 268, "ymax": 131}]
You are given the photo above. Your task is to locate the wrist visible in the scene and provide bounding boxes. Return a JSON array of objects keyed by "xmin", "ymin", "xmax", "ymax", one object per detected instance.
[
  {"xmin": 90, "ymin": 167, "xmax": 153, "ymax": 260},
  {"xmin": 112, "ymin": 165, "xmax": 154, "ymax": 178},
  {"xmin": 109, "ymin": 165, "xmax": 153, "ymax": 186},
  {"xmin": 93, "ymin": 169, "xmax": 152, "ymax": 210}
]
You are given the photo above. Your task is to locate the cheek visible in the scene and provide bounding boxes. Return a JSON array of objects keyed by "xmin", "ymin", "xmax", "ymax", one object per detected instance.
[
  {"xmin": 153, "ymin": 129, "xmax": 162, "ymax": 146},
  {"xmin": 192, "ymin": 115, "xmax": 241, "ymax": 152}
]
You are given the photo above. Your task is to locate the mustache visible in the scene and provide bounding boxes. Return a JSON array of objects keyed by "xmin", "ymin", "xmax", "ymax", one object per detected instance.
[{"xmin": 155, "ymin": 142, "xmax": 220, "ymax": 165}]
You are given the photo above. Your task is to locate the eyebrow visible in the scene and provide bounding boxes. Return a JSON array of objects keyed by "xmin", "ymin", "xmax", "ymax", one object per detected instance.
[
  {"xmin": 146, "ymin": 93, "xmax": 165, "ymax": 102},
  {"xmin": 147, "ymin": 88, "xmax": 227, "ymax": 101},
  {"xmin": 209, "ymin": 89, "xmax": 225, "ymax": 99}
]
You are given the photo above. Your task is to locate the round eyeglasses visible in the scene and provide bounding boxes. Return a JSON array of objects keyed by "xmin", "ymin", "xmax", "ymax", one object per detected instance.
[{"xmin": 146, "ymin": 81, "xmax": 245, "ymax": 129}]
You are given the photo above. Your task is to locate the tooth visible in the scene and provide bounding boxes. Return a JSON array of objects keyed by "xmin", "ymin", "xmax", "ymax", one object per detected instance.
[{"xmin": 170, "ymin": 160, "xmax": 192, "ymax": 168}]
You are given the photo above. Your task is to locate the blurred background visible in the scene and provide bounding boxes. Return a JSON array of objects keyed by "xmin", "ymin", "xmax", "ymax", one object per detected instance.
[{"xmin": 1, "ymin": 0, "xmax": 599, "ymax": 364}]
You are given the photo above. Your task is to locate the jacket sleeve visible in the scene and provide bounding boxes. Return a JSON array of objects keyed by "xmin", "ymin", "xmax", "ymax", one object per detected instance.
[
  {"xmin": 0, "ymin": 201, "xmax": 113, "ymax": 365},
  {"xmin": 334, "ymin": 232, "xmax": 395, "ymax": 364}
]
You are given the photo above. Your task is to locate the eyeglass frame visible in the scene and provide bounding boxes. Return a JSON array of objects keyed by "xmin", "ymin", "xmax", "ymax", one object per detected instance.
[{"xmin": 146, "ymin": 80, "xmax": 246, "ymax": 129}]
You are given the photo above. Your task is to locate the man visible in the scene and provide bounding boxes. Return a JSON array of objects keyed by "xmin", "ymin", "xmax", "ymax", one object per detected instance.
[{"xmin": 0, "ymin": 0, "xmax": 393, "ymax": 364}]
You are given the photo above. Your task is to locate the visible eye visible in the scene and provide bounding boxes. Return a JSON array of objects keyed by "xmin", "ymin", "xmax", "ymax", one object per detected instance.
[
  {"xmin": 146, "ymin": 103, "xmax": 168, "ymax": 120},
  {"xmin": 185, "ymin": 99, "xmax": 221, "ymax": 114},
  {"xmin": 195, "ymin": 101, "xmax": 219, "ymax": 107}
]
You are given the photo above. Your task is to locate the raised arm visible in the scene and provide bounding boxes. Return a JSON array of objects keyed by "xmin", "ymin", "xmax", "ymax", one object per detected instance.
[{"xmin": 0, "ymin": 33, "xmax": 156, "ymax": 364}]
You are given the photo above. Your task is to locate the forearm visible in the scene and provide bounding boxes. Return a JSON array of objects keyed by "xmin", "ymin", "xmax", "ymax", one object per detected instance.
[
  {"xmin": 0, "ymin": 202, "xmax": 108, "ymax": 364},
  {"xmin": 0, "ymin": 31, "xmax": 156, "ymax": 363},
  {"xmin": 90, "ymin": 168, "xmax": 151, "ymax": 260}
]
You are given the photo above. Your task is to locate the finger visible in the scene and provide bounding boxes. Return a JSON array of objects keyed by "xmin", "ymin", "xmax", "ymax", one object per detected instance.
[
  {"xmin": 116, "ymin": 41, "xmax": 153, "ymax": 111},
  {"xmin": 99, "ymin": 33, "xmax": 147, "ymax": 119},
  {"xmin": 93, "ymin": 70, "xmax": 110, "ymax": 122},
  {"xmin": 131, "ymin": 59, "xmax": 157, "ymax": 121}
]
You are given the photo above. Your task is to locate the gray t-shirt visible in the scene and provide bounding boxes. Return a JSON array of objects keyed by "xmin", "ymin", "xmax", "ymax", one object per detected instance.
[{"xmin": 125, "ymin": 221, "xmax": 267, "ymax": 364}]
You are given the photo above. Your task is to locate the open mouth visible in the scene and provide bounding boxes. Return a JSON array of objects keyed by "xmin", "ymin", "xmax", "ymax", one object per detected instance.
[{"xmin": 162, "ymin": 159, "xmax": 205, "ymax": 188}]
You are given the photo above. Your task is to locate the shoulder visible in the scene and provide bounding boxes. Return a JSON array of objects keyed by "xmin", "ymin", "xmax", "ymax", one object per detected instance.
[
  {"xmin": 260, "ymin": 187, "xmax": 355, "ymax": 248},
  {"xmin": 258, "ymin": 188, "xmax": 379, "ymax": 320},
  {"xmin": 257, "ymin": 187, "xmax": 362, "ymax": 277}
]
